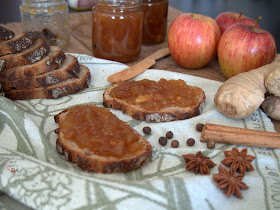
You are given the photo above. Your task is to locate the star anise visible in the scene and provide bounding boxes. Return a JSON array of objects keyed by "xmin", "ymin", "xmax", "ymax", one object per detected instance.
[
  {"xmin": 213, "ymin": 165, "xmax": 249, "ymax": 199},
  {"xmin": 182, "ymin": 151, "xmax": 216, "ymax": 175},
  {"xmin": 221, "ymin": 147, "xmax": 256, "ymax": 174}
]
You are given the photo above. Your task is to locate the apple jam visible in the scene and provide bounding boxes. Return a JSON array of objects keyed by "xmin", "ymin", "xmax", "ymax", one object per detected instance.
[
  {"xmin": 142, "ymin": 0, "xmax": 168, "ymax": 44},
  {"xmin": 61, "ymin": 105, "xmax": 145, "ymax": 158},
  {"xmin": 92, "ymin": 0, "xmax": 143, "ymax": 63},
  {"xmin": 109, "ymin": 79, "xmax": 205, "ymax": 111}
]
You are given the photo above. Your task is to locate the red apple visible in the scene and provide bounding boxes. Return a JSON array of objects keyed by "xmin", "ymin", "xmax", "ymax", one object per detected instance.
[
  {"xmin": 168, "ymin": 13, "xmax": 221, "ymax": 69},
  {"xmin": 215, "ymin": 11, "xmax": 258, "ymax": 34},
  {"xmin": 218, "ymin": 18, "xmax": 276, "ymax": 79}
]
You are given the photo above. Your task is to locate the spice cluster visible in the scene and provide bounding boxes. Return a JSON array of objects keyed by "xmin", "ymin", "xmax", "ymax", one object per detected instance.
[
  {"xmin": 182, "ymin": 147, "xmax": 256, "ymax": 199},
  {"xmin": 142, "ymin": 125, "xmax": 198, "ymax": 148},
  {"xmin": 141, "ymin": 122, "xmax": 256, "ymax": 199}
]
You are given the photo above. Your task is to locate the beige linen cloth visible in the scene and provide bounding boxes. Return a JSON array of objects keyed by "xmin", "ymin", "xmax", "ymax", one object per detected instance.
[{"xmin": 0, "ymin": 54, "xmax": 279, "ymax": 210}]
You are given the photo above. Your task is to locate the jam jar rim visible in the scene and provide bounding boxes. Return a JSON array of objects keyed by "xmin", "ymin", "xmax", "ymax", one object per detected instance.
[
  {"xmin": 95, "ymin": 0, "xmax": 143, "ymax": 9},
  {"xmin": 21, "ymin": 0, "xmax": 68, "ymax": 7}
]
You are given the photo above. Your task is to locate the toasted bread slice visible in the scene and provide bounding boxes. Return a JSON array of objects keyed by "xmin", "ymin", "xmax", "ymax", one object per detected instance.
[
  {"xmin": 0, "ymin": 26, "xmax": 15, "ymax": 42},
  {"xmin": 0, "ymin": 38, "xmax": 50, "ymax": 71},
  {"xmin": 103, "ymin": 79, "xmax": 206, "ymax": 122},
  {"xmin": 0, "ymin": 31, "xmax": 41, "ymax": 56},
  {"xmin": 54, "ymin": 104, "xmax": 152, "ymax": 173},
  {"xmin": 2, "ymin": 55, "xmax": 79, "ymax": 90},
  {"xmin": 0, "ymin": 46, "xmax": 65, "ymax": 81},
  {"xmin": 4, "ymin": 64, "xmax": 90, "ymax": 100}
]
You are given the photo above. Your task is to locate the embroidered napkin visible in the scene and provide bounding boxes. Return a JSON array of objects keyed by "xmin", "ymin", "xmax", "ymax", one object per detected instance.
[{"xmin": 0, "ymin": 54, "xmax": 279, "ymax": 210}]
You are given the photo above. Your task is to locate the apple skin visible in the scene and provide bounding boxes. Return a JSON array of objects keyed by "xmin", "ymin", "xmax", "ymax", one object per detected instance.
[
  {"xmin": 168, "ymin": 13, "xmax": 221, "ymax": 69},
  {"xmin": 218, "ymin": 23, "xmax": 277, "ymax": 79},
  {"xmin": 78, "ymin": 0, "xmax": 95, "ymax": 8},
  {"xmin": 68, "ymin": 0, "xmax": 95, "ymax": 10},
  {"xmin": 215, "ymin": 11, "xmax": 258, "ymax": 34}
]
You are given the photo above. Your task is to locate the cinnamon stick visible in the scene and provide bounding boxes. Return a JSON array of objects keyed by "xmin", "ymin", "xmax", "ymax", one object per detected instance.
[{"xmin": 200, "ymin": 123, "xmax": 280, "ymax": 149}]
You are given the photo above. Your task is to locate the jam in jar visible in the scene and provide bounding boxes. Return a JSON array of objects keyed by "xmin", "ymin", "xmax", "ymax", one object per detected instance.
[
  {"xmin": 92, "ymin": 0, "xmax": 143, "ymax": 63},
  {"xmin": 141, "ymin": 0, "xmax": 168, "ymax": 44}
]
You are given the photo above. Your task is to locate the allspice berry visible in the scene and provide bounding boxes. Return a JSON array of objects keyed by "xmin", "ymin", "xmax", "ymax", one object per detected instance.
[
  {"xmin": 171, "ymin": 140, "xmax": 179, "ymax": 148},
  {"xmin": 159, "ymin": 137, "xmax": 167, "ymax": 146},
  {"xmin": 143, "ymin": 126, "xmax": 152, "ymax": 135},
  {"xmin": 196, "ymin": 123, "xmax": 204, "ymax": 132},
  {"xmin": 207, "ymin": 140, "xmax": 215, "ymax": 149},
  {"xmin": 186, "ymin": 138, "xmax": 195, "ymax": 146},
  {"xmin": 166, "ymin": 131, "xmax": 173, "ymax": 139}
]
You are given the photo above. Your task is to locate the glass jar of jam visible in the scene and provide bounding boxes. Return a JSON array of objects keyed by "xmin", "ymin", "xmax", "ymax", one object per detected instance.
[
  {"xmin": 92, "ymin": 0, "xmax": 143, "ymax": 63},
  {"xmin": 141, "ymin": 0, "xmax": 168, "ymax": 44},
  {"xmin": 20, "ymin": 0, "xmax": 70, "ymax": 50}
]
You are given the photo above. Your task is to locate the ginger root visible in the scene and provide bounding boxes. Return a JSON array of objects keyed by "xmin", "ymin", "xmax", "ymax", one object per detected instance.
[
  {"xmin": 215, "ymin": 54, "xmax": 280, "ymax": 119},
  {"xmin": 261, "ymin": 95, "xmax": 280, "ymax": 121},
  {"xmin": 265, "ymin": 68, "xmax": 280, "ymax": 96}
]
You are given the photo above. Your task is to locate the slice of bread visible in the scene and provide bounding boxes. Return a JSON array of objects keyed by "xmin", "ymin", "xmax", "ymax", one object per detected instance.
[
  {"xmin": 0, "ymin": 38, "xmax": 50, "ymax": 71},
  {"xmin": 0, "ymin": 26, "xmax": 15, "ymax": 42},
  {"xmin": 2, "ymin": 54, "xmax": 79, "ymax": 90},
  {"xmin": 4, "ymin": 64, "xmax": 90, "ymax": 100},
  {"xmin": 54, "ymin": 104, "xmax": 152, "ymax": 173},
  {"xmin": 0, "ymin": 46, "xmax": 65, "ymax": 81},
  {"xmin": 0, "ymin": 26, "xmax": 91, "ymax": 100},
  {"xmin": 103, "ymin": 79, "xmax": 206, "ymax": 122},
  {"xmin": 0, "ymin": 31, "xmax": 41, "ymax": 56}
]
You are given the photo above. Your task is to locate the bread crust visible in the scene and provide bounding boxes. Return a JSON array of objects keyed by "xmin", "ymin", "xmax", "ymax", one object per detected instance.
[
  {"xmin": 0, "ymin": 38, "xmax": 50, "ymax": 71},
  {"xmin": 0, "ymin": 83, "xmax": 4, "ymax": 97},
  {"xmin": 0, "ymin": 27, "xmax": 91, "ymax": 100},
  {"xmin": 2, "ymin": 55, "xmax": 79, "ymax": 90},
  {"xmin": 103, "ymin": 81, "xmax": 206, "ymax": 122},
  {"xmin": 0, "ymin": 26, "xmax": 15, "ymax": 42},
  {"xmin": 4, "ymin": 64, "xmax": 90, "ymax": 100},
  {"xmin": 0, "ymin": 46, "xmax": 65, "ymax": 81},
  {"xmin": 0, "ymin": 31, "xmax": 41, "ymax": 56},
  {"xmin": 54, "ymin": 104, "xmax": 152, "ymax": 173}
]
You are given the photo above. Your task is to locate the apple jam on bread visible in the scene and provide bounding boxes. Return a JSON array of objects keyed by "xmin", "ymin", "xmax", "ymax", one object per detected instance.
[
  {"xmin": 103, "ymin": 79, "xmax": 205, "ymax": 122},
  {"xmin": 54, "ymin": 104, "xmax": 152, "ymax": 173}
]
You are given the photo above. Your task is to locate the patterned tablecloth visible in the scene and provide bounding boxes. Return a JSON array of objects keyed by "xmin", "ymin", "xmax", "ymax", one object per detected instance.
[{"xmin": 0, "ymin": 54, "xmax": 279, "ymax": 210}]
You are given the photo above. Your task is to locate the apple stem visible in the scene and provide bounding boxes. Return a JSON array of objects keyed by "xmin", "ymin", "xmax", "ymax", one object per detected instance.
[
  {"xmin": 252, "ymin": 16, "xmax": 262, "ymax": 32},
  {"xmin": 239, "ymin": 11, "xmax": 244, "ymax": 18}
]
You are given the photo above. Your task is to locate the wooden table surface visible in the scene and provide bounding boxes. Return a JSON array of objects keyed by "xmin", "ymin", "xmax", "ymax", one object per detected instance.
[{"xmin": 1, "ymin": 6, "xmax": 279, "ymax": 132}]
